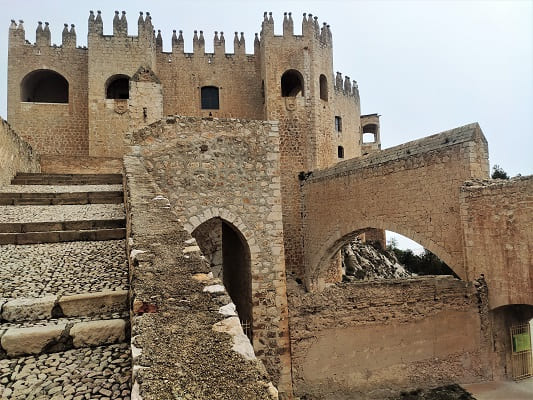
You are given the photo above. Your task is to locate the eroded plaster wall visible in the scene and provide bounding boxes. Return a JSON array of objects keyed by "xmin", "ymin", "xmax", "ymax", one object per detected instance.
[
  {"xmin": 288, "ymin": 276, "xmax": 492, "ymax": 399},
  {"xmin": 460, "ymin": 176, "xmax": 533, "ymax": 309}
]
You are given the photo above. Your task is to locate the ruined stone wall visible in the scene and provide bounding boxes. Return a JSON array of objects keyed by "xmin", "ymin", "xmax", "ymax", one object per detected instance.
[
  {"xmin": 301, "ymin": 123, "xmax": 490, "ymax": 289},
  {"xmin": 8, "ymin": 23, "xmax": 88, "ymax": 156},
  {"xmin": 127, "ymin": 116, "xmax": 293, "ymax": 396},
  {"xmin": 0, "ymin": 118, "xmax": 40, "ymax": 185},
  {"xmin": 460, "ymin": 176, "xmax": 533, "ymax": 309},
  {"xmin": 156, "ymin": 46, "xmax": 263, "ymax": 119},
  {"xmin": 123, "ymin": 155, "xmax": 277, "ymax": 400},
  {"xmin": 288, "ymin": 276, "xmax": 492, "ymax": 399}
]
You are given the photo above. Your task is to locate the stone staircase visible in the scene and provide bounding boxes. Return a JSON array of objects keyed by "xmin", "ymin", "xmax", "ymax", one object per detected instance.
[{"xmin": 0, "ymin": 173, "xmax": 131, "ymax": 399}]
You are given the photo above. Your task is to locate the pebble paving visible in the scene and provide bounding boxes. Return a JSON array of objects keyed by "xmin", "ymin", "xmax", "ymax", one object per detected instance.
[
  {"xmin": 0, "ymin": 240, "xmax": 128, "ymax": 299},
  {"xmin": 0, "ymin": 343, "xmax": 131, "ymax": 400},
  {"xmin": 0, "ymin": 185, "xmax": 123, "ymax": 193},
  {"xmin": 0, "ymin": 312, "xmax": 128, "ymax": 330},
  {"xmin": 0, "ymin": 204, "xmax": 125, "ymax": 224}
]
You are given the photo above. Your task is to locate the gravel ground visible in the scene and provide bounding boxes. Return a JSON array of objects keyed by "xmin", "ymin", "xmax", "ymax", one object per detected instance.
[
  {"xmin": 0, "ymin": 240, "xmax": 128, "ymax": 299},
  {"xmin": 0, "ymin": 204, "xmax": 125, "ymax": 224},
  {"xmin": 0, "ymin": 185, "xmax": 123, "ymax": 193},
  {"xmin": 0, "ymin": 343, "xmax": 131, "ymax": 399}
]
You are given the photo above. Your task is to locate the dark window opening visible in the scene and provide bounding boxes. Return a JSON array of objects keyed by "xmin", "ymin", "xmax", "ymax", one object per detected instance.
[
  {"xmin": 106, "ymin": 75, "xmax": 129, "ymax": 99},
  {"xmin": 319, "ymin": 74, "xmax": 328, "ymax": 101},
  {"xmin": 338, "ymin": 145, "xmax": 344, "ymax": 159},
  {"xmin": 281, "ymin": 69, "xmax": 304, "ymax": 97},
  {"xmin": 335, "ymin": 116, "xmax": 342, "ymax": 132},
  {"xmin": 20, "ymin": 69, "xmax": 68, "ymax": 103},
  {"xmin": 201, "ymin": 86, "xmax": 220, "ymax": 109}
]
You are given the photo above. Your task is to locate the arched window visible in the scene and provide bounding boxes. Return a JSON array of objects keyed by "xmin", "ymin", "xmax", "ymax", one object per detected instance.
[
  {"xmin": 106, "ymin": 75, "xmax": 129, "ymax": 99},
  {"xmin": 201, "ymin": 86, "xmax": 220, "ymax": 109},
  {"xmin": 363, "ymin": 123, "xmax": 378, "ymax": 143},
  {"xmin": 319, "ymin": 74, "xmax": 328, "ymax": 101},
  {"xmin": 338, "ymin": 145, "xmax": 344, "ymax": 159},
  {"xmin": 20, "ymin": 70, "xmax": 68, "ymax": 103},
  {"xmin": 281, "ymin": 69, "xmax": 304, "ymax": 97}
]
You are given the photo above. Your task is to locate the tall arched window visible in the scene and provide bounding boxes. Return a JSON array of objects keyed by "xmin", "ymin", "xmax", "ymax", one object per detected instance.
[
  {"xmin": 201, "ymin": 86, "xmax": 220, "ymax": 109},
  {"xmin": 281, "ymin": 69, "xmax": 304, "ymax": 97},
  {"xmin": 319, "ymin": 74, "xmax": 328, "ymax": 101},
  {"xmin": 20, "ymin": 70, "xmax": 69, "ymax": 103},
  {"xmin": 106, "ymin": 75, "xmax": 130, "ymax": 99}
]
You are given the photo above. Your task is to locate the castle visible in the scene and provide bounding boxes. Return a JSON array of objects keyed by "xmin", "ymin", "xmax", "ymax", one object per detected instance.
[{"xmin": 1, "ymin": 9, "xmax": 532, "ymax": 400}]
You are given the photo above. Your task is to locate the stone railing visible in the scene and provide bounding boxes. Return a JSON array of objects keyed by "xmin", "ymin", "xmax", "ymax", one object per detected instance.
[{"xmin": 0, "ymin": 117, "xmax": 40, "ymax": 185}]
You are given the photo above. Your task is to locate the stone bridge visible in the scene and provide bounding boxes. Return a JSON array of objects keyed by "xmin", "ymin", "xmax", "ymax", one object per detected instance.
[{"xmin": 300, "ymin": 123, "xmax": 532, "ymax": 309}]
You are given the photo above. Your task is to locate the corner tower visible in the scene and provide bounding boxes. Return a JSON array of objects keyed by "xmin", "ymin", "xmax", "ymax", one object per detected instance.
[{"xmin": 260, "ymin": 12, "xmax": 361, "ymax": 277}]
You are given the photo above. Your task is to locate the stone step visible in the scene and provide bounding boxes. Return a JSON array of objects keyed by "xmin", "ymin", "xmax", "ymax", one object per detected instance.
[
  {"xmin": 0, "ymin": 219, "xmax": 125, "ymax": 233},
  {"xmin": 0, "ymin": 290, "xmax": 129, "ymax": 324},
  {"xmin": 0, "ymin": 228, "xmax": 126, "ymax": 245},
  {"xmin": 0, "ymin": 240, "xmax": 127, "ymax": 301},
  {"xmin": 11, "ymin": 173, "xmax": 123, "ymax": 186},
  {"xmin": 0, "ymin": 316, "xmax": 128, "ymax": 359},
  {"xmin": 0, "ymin": 191, "xmax": 123, "ymax": 205},
  {"xmin": 0, "ymin": 343, "xmax": 131, "ymax": 399}
]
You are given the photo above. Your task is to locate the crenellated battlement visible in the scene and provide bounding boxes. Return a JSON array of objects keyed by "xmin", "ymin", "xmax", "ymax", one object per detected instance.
[
  {"xmin": 334, "ymin": 71, "xmax": 359, "ymax": 99},
  {"xmin": 261, "ymin": 11, "xmax": 332, "ymax": 47},
  {"xmin": 87, "ymin": 10, "xmax": 154, "ymax": 42},
  {"xmin": 9, "ymin": 18, "xmax": 86, "ymax": 50}
]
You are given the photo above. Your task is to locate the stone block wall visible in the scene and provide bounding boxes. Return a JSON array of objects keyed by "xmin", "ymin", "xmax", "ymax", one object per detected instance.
[
  {"xmin": 287, "ymin": 276, "xmax": 492, "ymax": 399},
  {"xmin": 460, "ymin": 176, "xmax": 533, "ymax": 309},
  {"xmin": 8, "ymin": 28, "xmax": 88, "ymax": 156},
  {"xmin": 0, "ymin": 118, "xmax": 40, "ymax": 185},
  {"xmin": 123, "ymin": 155, "xmax": 277, "ymax": 399},
  {"xmin": 127, "ymin": 116, "xmax": 293, "ymax": 396},
  {"xmin": 301, "ymin": 123, "xmax": 490, "ymax": 289}
]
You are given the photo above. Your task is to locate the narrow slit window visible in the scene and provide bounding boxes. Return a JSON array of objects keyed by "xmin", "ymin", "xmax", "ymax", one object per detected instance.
[
  {"xmin": 335, "ymin": 116, "xmax": 342, "ymax": 132},
  {"xmin": 338, "ymin": 145, "xmax": 344, "ymax": 159}
]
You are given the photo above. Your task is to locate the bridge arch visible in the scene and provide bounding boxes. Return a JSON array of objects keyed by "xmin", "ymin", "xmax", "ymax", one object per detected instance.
[{"xmin": 305, "ymin": 219, "xmax": 463, "ymax": 291}]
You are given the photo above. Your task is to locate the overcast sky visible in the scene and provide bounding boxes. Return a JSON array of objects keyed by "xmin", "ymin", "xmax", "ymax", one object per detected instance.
[{"xmin": 1, "ymin": 0, "xmax": 531, "ymax": 250}]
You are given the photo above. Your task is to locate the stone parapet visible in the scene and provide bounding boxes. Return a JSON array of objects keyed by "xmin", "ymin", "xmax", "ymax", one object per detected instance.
[{"xmin": 0, "ymin": 118, "xmax": 40, "ymax": 185}]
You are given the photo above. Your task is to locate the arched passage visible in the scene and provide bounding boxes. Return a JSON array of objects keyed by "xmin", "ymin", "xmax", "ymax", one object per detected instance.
[
  {"xmin": 192, "ymin": 217, "xmax": 253, "ymax": 339},
  {"xmin": 20, "ymin": 69, "xmax": 68, "ymax": 103},
  {"xmin": 307, "ymin": 222, "xmax": 461, "ymax": 290}
]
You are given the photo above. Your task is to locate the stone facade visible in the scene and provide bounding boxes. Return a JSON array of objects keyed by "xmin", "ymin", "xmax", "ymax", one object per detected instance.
[
  {"xmin": 3, "ymin": 8, "xmax": 532, "ymax": 400},
  {"xmin": 0, "ymin": 117, "xmax": 40, "ymax": 185},
  {"xmin": 128, "ymin": 116, "xmax": 293, "ymax": 395}
]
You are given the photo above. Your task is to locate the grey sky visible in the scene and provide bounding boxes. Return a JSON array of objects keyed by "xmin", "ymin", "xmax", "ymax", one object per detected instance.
[{"xmin": 1, "ymin": 0, "xmax": 531, "ymax": 250}]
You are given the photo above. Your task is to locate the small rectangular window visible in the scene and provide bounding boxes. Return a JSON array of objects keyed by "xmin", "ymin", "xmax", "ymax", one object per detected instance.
[
  {"xmin": 335, "ymin": 116, "xmax": 342, "ymax": 132},
  {"xmin": 338, "ymin": 146, "xmax": 344, "ymax": 158},
  {"xmin": 201, "ymin": 86, "xmax": 219, "ymax": 109}
]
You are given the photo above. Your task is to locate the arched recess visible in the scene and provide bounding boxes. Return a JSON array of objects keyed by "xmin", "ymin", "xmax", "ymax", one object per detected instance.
[
  {"xmin": 281, "ymin": 69, "xmax": 304, "ymax": 97},
  {"xmin": 306, "ymin": 221, "xmax": 463, "ymax": 290},
  {"xmin": 184, "ymin": 207, "xmax": 258, "ymax": 339},
  {"xmin": 20, "ymin": 69, "xmax": 69, "ymax": 103},
  {"xmin": 105, "ymin": 74, "xmax": 130, "ymax": 99}
]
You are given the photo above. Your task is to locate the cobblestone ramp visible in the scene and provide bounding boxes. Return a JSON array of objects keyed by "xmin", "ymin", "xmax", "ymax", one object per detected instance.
[{"xmin": 0, "ymin": 173, "xmax": 131, "ymax": 399}]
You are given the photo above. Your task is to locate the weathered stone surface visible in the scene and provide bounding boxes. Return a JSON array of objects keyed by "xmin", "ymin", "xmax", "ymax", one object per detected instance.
[
  {"xmin": 59, "ymin": 290, "xmax": 128, "ymax": 317},
  {"xmin": 70, "ymin": 319, "xmax": 126, "ymax": 347},
  {"xmin": 1, "ymin": 324, "xmax": 66, "ymax": 356},
  {"xmin": 1, "ymin": 295, "xmax": 56, "ymax": 322}
]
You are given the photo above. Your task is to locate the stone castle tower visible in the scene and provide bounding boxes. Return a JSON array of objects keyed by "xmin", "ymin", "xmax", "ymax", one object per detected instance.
[{"xmin": 7, "ymin": 10, "xmax": 380, "ymax": 277}]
